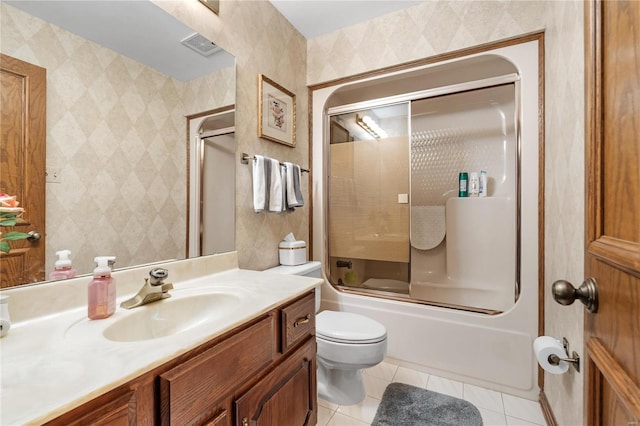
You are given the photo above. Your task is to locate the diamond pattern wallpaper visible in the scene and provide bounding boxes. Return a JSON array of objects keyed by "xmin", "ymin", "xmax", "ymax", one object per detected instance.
[{"xmin": 1, "ymin": 3, "xmax": 235, "ymax": 275}]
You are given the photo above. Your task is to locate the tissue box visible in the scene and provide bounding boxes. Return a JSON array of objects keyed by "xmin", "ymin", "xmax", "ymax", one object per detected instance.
[{"xmin": 279, "ymin": 240, "xmax": 307, "ymax": 266}]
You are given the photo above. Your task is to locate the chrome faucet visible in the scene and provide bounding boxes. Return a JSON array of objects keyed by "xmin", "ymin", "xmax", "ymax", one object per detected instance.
[{"xmin": 120, "ymin": 268, "xmax": 174, "ymax": 309}]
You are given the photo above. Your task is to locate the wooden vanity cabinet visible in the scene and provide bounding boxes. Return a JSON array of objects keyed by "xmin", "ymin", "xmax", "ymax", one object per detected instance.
[{"xmin": 44, "ymin": 290, "xmax": 317, "ymax": 426}]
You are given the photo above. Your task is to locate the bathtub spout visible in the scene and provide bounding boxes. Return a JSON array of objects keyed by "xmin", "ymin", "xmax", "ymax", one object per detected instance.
[{"xmin": 336, "ymin": 260, "xmax": 352, "ymax": 269}]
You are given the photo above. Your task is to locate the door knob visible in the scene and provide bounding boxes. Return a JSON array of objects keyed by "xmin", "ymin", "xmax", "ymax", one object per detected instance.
[
  {"xmin": 26, "ymin": 231, "xmax": 41, "ymax": 242},
  {"xmin": 552, "ymin": 277, "xmax": 598, "ymax": 313}
]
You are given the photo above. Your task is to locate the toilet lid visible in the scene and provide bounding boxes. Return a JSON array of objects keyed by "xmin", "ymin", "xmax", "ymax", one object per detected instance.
[{"xmin": 316, "ymin": 311, "xmax": 387, "ymax": 344}]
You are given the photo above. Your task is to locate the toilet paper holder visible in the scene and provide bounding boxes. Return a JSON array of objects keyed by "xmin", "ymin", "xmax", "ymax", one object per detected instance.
[{"xmin": 548, "ymin": 337, "xmax": 580, "ymax": 372}]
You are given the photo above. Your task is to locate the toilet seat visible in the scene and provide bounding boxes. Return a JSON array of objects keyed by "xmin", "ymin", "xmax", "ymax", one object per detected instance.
[{"xmin": 316, "ymin": 311, "xmax": 387, "ymax": 344}]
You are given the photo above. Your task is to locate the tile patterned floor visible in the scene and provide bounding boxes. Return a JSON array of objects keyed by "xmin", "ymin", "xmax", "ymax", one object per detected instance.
[{"xmin": 317, "ymin": 360, "xmax": 547, "ymax": 426}]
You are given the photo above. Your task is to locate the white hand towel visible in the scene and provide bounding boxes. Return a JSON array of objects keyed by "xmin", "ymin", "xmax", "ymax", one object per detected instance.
[
  {"xmin": 252, "ymin": 155, "xmax": 267, "ymax": 212},
  {"xmin": 283, "ymin": 162, "xmax": 304, "ymax": 209},
  {"xmin": 252, "ymin": 155, "xmax": 285, "ymax": 213},
  {"xmin": 268, "ymin": 157, "xmax": 283, "ymax": 212}
]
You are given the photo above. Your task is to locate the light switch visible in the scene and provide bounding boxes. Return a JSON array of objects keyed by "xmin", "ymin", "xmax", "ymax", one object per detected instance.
[{"xmin": 398, "ymin": 193, "xmax": 409, "ymax": 204}]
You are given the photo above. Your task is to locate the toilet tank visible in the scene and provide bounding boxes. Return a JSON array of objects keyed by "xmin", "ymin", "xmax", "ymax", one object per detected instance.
[{"xmin": 264, "ymin": 261, "xmax": 323, "ymax": 312}]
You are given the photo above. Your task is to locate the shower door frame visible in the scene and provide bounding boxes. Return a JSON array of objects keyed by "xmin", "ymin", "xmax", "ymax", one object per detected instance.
[
  {"xmin": 186, "ymin": 106, "xmax": 236, "ymax": 259},
  {"xmin": 325, "ymin": 74, "xmax": 523, "ymax": 314}
]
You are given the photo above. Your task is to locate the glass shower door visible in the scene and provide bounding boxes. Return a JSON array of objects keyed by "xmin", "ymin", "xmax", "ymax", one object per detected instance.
[
  {"xmin": 327, "ymin": 103, "xmax": 411, "ymax": 294},
  {"xmin": 325, "ymin": 83, "xmax": 519, "ymax": 313}
]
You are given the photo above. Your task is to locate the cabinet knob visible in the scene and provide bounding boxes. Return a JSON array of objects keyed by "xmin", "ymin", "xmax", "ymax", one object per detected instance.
[{"xmin": 242, "ymin": 418, "xmax": 248, "ymax": 426}]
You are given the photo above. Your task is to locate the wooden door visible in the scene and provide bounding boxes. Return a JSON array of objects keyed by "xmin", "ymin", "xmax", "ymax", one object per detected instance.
[
  {"xmin": 584, "ymin": 1, "xmax": 640, "ymax": 424},
  {"xmin": 0, "ymin": 54, "xmax": 46, "ymax": 287}
]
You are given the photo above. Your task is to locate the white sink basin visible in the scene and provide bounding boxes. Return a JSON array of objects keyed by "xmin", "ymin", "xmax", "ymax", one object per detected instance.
[{"xmin": 102, "ymin": 292, "xmax": 243, "ymax": 342}]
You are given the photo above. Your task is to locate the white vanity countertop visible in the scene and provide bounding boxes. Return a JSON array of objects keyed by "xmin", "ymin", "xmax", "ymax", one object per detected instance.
[{"xmin": 0, "ymin": 265, "xmax": 321, "ymax": 425}]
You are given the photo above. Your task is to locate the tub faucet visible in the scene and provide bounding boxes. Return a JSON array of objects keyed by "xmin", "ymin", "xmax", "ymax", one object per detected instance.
[
  {"xmin": 120, "ymin": 268, "xmax": 174, "ymax": 309},
  {"xmin": 336, "ymin": 260, "xmax": 352, "ymax": 269}
]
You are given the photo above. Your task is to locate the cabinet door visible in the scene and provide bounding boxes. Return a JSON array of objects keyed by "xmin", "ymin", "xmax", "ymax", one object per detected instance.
[{"xmin": 235, "ymin": 339, "xmax": 317, "ymax": 426}]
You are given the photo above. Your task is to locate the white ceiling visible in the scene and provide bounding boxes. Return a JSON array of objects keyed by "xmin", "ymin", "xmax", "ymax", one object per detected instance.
[
  {"xmin": 269, "ymin": 0, "xmax": 425, "ymax": 39},
  {"xmin": 5, "ymin": 0, "xmax": 234, "ymax": 82},
  {"xmin": 5, "ymin": 0, "xmax": 424, "ymax": 81}
]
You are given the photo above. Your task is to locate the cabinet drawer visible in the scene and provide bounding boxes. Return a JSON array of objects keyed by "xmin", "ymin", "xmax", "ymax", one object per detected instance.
[
  {"xmin": 281, "ymin": 292, "xmax": 315, "ymax": 353},
  {"xmin": 159, "ymin": 315, "xmax": 275, "ymax": 426}
]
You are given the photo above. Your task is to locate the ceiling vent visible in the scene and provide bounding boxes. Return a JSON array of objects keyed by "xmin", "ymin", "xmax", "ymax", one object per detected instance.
[{"xmin": 180, "ymin": 33, "xmax": 221, "ymax": 57}]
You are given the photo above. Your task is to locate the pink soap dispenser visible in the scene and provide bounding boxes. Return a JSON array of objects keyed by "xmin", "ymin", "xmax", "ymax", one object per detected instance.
[
  {"xmin": 49, "ymin": 249, "xmax": 77, "ymax": 281},
  {"xmin": 88, "ymin": 256, "xmax": 116, "ymax": 320}
]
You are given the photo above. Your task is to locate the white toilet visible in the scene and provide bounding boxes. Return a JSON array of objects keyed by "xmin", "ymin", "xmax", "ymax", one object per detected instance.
[{"xmin": 265, "ymin": 261, "xmax": 387, "ymax": 405}]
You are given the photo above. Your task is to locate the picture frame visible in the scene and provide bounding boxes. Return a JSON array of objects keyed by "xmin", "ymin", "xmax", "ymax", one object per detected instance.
[
  {"xmin": 258, "ymin": 74, "xmax": 296, "ymax": 147},
  {"xmin": 198, "ymin": 0, "xmax": 220, "ymax": 15}
]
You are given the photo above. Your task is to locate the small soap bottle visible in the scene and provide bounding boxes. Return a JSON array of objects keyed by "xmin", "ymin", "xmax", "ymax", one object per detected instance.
[
  {"xmin": 469, "ymin": 172, "xmax": 480, "ymax": 197},
  {"xmin": 458, "ymin": 172, "xmax": 468, "ymax": 197},
  {"xmin": 479, "ymin": 170, "xmax": 488, "ymax": 197},
  {"xmin": 49, "ymin": 249, "xmax": 77, "ymax": 281},
  {"xmin": 88, "ymin": 256, "xmax": 116, "ymax": 320}
]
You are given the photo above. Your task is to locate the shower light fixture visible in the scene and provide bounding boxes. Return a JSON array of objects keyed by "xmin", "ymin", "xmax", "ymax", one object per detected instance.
[{"xmin": 356, "ymin": 114, "xmax": 388, "ymax": 139}]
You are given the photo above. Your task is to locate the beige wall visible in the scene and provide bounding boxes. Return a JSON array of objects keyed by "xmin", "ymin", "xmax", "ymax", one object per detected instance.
[
  {"xmin": 541, "ymin": 2, "xmax": 585, "ymax": 425},
  {"xmin": 307, "ymin": 1, "xmax": 585, "ymax": 424}
]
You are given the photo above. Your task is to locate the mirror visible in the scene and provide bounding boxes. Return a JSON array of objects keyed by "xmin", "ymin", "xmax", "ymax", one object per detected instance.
[{"xmin": 0, "ymin": 1, "xmax": 236, "ymax": 288}]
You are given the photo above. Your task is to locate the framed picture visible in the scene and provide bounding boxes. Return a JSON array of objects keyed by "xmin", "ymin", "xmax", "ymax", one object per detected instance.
[
  {"xmin": 198, "ymin": 0, "xmax": 220, "ymax": 14},
  {"xmin": 258, "ymin": 74, "xmax": 296, "ymax": 147}
]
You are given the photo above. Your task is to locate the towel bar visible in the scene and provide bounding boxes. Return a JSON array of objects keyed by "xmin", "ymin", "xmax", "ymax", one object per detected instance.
[{"xmin": 241, "ymin": 153, "xmax": 309, "ymax": 173}]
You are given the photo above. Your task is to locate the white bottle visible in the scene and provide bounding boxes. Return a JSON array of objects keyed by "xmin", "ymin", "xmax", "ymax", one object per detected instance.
[
  {"xmin": 49, "ymin": 249, "xmax": 77, "ymax": 281},
  {"xmin": 479, "ymin": 170, "xmax": 488, "ymax": 197},
  {"xmin": 469, "ymin": 172, "xmax": 479, "ymax": 197}
]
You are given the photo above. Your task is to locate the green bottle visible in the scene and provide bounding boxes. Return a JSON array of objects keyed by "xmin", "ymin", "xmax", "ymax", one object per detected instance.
[{"xmin": 458, "ymin": 172, "xmax": 468, "ymax": 197}]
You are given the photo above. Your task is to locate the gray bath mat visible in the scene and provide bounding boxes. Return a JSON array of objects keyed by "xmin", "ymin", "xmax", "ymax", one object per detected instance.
[{"xmin": 372, "ymin": 383, "xmax": 483, "ymax": 426}]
